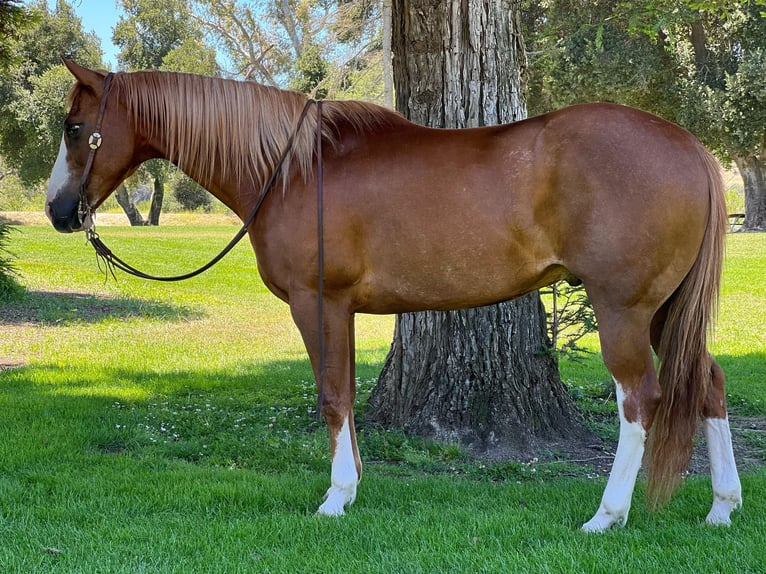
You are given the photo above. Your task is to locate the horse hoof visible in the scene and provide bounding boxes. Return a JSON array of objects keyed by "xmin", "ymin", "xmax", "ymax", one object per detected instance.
[
  {"xmin": 316, "ymin": 485, "xmax": 354, "ymax": 516},
  {"xmin": 581, "ymin": 509, "xmax": 626, "ymax": 533},
  {"xmin": 705, "ymin": 495, "xmax": 741, "ymax": 526},
  {"xmin": 316, "ymin": 503, "xmax": 345, "ymax": 517},
  {"xmin": 705, "ymin": 513, "xmax": 732, "ymax": 526}
]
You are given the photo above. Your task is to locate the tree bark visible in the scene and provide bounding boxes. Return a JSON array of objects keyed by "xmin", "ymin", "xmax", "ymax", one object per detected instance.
[
  {"xmin": 689, "ymin": 19, "xmax": 709, "ymax": 78},
  {"xmin": 367, "ymin": 0, "xmax": 592, "ymax": 458},
  {"xmin": 148, "ymin": 176, "xmax": 164, "ymax": 226},
  {"xmin": 115, "ymin": 184, "xmax": 145, "ymax": 226},
  {"xmin": 735, "ymin": 153, "xmax": 766, "ymax": 231},
  {"xmin": 381, "ymin": 0, "xmax": 393, "ymax": 108}
]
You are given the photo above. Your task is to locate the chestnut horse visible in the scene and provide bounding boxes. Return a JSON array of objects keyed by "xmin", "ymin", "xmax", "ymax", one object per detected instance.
[{"xmin": 46, "ymin": 61, "xmax": 741, "ymax": 531}]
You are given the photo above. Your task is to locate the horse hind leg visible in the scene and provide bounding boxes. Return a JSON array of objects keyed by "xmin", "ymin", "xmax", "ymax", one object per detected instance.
[
  {"xmin": 652, "ymin": 309, "xmax": 742, "ymax": 525},
  {"xmin": 582, "ymin": 309, "xmax": 660, "ymax": 532},
  {"xmin": 702, "ymin": 358, "xmax": 742, "ymax": 525}
]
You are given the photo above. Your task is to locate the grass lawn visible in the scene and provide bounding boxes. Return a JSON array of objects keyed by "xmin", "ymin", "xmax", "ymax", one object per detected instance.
[{"xmin": 1, "ymin": 223, "xmax": 765, "ymax": 573}]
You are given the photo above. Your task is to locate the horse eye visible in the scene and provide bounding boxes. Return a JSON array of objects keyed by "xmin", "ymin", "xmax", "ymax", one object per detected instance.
[{"xmin": 65, "ymin": 123, "xmax": 82, "ymax": 139}]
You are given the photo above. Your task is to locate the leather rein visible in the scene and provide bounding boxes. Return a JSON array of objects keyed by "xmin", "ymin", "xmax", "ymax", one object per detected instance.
[{"xmin": 78, "ymin": 74, "xmax": 327, "ymax": 415}]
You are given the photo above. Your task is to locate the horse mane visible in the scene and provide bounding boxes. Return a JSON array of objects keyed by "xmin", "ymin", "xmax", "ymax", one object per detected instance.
[{"xmin": 109, "ymin": 70, "xmax": 403, "ymax": 191}]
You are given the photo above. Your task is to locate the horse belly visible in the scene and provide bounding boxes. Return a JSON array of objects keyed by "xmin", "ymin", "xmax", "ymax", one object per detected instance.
[
  {"xmin": 354, "ymin": 224, "xmax": 558, "ymax": 314},
  {"xmin": 332, "ymin": 134, "xmax": 559, "ymax": 314}
]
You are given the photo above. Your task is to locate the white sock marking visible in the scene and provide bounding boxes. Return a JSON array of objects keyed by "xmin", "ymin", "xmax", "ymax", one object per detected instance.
[
  {"xmin": 704, "ymin": 417, "xmax": 742, "ymax": 525},
  {"xmin": 583, "ymin": 380, "xmax": 646, "ymax": 532},
  {"xmin": 317, "ymin": 416, "xmax": 359, "ymax": 516}
]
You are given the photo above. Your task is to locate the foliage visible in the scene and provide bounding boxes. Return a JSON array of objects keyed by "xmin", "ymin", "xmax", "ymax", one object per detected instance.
[
  {"xmin": 0, "ymin": 221, "xmax": 21, "ymax": 299},
  {"xmin": 541, "ymin": 282, "xmax": 598, "ymax": 359},
  {"xmin": 0, "ymin": 157, "xmax": 41, "ymax": 210},
  {"xmin": 524, "ymin": 0, "xmax": 766, "ymax": 228},
  {"xmin": 290, "ymin": 41, "xmax": 329, "ymax": 97},
  {"xmin": 172, "ymin": 176, "xmax": 212, "ymax": 211},
  {"xmin": 1, "ymin": 65, "xmax": 73, "ymax": 185},
  {"xmin": 524, "ymin": 0, "xmax": 680, "ymax": 119},
  {"xmin": 525, "ymin": 0, "xmax": 766, "ymax": 160},
  {"xmin": 113, "ymin": 0, "xmax": 200, "ymax": 70},
  {"xmin": 160, "ymin": 37, "xmax": 219, "ymax": 75},
  {"xmin": 194, "ymin": 0, "xmax": 384, "ymax": 99},
  {"xmin": 0, "ymin": 0, "xmax": 27, "ymax": 72},
  {"xmin": 329, "ymin": 50, "xmax": 385, "ymax": 103},
  {"xmin": 0, "ymin": 0, "xmax": 102, "ymax": 188},
  {"xmin": 11, "ymin": 0, "xmax": 101, "ymax": 79}
]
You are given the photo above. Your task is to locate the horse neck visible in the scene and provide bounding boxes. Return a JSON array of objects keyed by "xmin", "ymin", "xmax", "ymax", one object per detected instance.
[{"xmin": 119, "ymin": 71, "xmax": 312, "ymax": 217}]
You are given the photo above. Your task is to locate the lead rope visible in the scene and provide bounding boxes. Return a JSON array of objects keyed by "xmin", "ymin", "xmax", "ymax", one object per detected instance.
[
  {"xmin": 85, "ymin": 97, "xmax": 318, "ymax": 282},
  {"xmin": 316, "ymin": 101, "xmax": 325, "ymax": 419}
]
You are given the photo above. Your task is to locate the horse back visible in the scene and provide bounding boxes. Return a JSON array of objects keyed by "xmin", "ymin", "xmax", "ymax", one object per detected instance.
[{"xmin": 257, "ymin": 103, "xmax": 713, "ymax": 315}]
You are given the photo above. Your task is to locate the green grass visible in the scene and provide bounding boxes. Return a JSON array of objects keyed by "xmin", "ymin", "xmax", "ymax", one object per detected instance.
[{"xmin": 1, "ymin": 225, "xmax": 765, "ymax": 573}]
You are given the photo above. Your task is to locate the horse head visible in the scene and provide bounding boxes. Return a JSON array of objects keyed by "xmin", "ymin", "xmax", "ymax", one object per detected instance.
[{"xmin": 46, "ymin": 60, "xmax": 141, "ymax": 233}]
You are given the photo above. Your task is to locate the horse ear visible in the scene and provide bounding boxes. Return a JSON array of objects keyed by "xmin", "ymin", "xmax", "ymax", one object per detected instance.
[{"xmin": 61, "ymin": 58, "xmax": 108, "ymax": 92}]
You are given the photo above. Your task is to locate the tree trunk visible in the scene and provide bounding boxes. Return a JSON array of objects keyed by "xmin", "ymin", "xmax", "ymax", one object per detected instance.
[
  {"xmin": 115, "ymin": 184, "xmax": 145, "ymax": 226},
  {"xmin": 148, "ymin": 176, "xmax": 164, "ymax": 226},
  {"xmin": 735, "ymin": 153, "xmax": 766, "ymax": 231},
  {"xmin": 689, "ymin": 19, "xmax": 709, "ymax": 76},
  {"xmin": 381, "ymin": 0, "xmax": 393, "ymax": 108},
  {"xmin": 367, "ymin": 0, "xmax": 592, "ymax": 459}
]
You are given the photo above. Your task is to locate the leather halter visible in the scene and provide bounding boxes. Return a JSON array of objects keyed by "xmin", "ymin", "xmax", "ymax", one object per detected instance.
[{"xmin": 78, "ymin": 72, "xmax": 115, "ymax": 226}]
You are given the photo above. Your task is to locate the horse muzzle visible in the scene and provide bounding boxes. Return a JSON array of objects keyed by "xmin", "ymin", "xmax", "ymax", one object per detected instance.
[{"xmin": 46, "ymin": 195, "xmax": 84, "ymax": 233}]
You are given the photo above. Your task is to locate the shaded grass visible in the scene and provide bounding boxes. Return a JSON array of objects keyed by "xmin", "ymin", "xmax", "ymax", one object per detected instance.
[{"xmin": 0, "ymin": 225, "xmax": 764, "ymax": 572}]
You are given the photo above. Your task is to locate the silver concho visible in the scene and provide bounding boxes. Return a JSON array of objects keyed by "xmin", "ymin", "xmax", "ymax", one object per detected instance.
[{"xmin": 88, "ymin": 132, "xmax": 103, "ymax": 150}]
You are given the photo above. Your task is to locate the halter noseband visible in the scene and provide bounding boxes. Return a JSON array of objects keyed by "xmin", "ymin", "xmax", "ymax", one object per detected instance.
[{"xmin": 78, "ymin": 72, "xmax": 115, "ymax": 227}]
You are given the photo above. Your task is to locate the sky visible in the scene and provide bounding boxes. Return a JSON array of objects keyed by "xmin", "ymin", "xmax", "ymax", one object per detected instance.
[{"xmin": 39, "ymin": 0, "xmax": 123, "ymax": 68}]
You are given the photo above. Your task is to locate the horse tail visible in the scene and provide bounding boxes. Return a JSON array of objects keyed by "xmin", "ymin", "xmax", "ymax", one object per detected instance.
[{"xmin": 646, "ymin": 145, "xmax": 727, "ymax": 508}]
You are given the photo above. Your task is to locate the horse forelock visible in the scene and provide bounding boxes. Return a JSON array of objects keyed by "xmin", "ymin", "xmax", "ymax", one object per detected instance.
[{"xmin": 107, "ymin": 71, "xmax": 400, "ymax": 192}]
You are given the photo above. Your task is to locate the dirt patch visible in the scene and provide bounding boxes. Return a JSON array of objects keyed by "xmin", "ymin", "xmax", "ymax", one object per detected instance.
[
  {"xmin": 0, "ymin": 360, "xmax": 25, "ymax": 371},
  {"xmin": 689, "ymin": 415, "xmax": 766, "ymax": 475},
  {"xmin": 542, "ymin": 414, "xmax": 766, "ymax": 477}
]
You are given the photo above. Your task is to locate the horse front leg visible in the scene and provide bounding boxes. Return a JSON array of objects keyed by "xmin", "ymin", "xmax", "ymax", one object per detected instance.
[{"xmin": 290, "ymin": 295, "xmax": 361, "ymax": 516}]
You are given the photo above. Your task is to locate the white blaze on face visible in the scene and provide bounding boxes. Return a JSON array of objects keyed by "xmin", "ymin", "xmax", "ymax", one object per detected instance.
[
  {"xmin": 45, "ymin": 136, "xmax": 71, "ymax": 223},
  {"xmin": 316, "ymin": 416, "xmax": 359, "ymax": 516}
]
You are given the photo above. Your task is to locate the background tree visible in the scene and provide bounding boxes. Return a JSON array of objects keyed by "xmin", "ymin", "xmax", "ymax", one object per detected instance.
[
  {"xmin": 113, "ymin": 0, "xmax": 197, "ymax": 70},
  {"xmin": 525, "ymin": 0, "xmax": 766, "ymax": 230},
  {"xmin": 0, "ymin": 0, "xmax": 26, "ymax": 299},
  {"xmin": 194, "ymin": 0, "xmax": 325, "ymax": 86},
  {"xmin": 0, "ymin": 0, "xmax": 102, "ymax": 187},
  {"xmin": 172, "ymin": 177, "xmax": 212, "ymax": 211},
  {"xmin": 194, "ymin": 0, "xmax": 387, "ymax": 102},
  {"xmin": 0, "ymin": 0, "xmax": 25, "ymax": 73},
  {"xmin": 367, "ymin": 0, "xmax": 593, "ymax": 458}
]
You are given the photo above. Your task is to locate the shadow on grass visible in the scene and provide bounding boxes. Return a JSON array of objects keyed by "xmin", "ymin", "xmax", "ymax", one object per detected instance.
[
  {"xmin": 0, "ymin": 289, "xmax": 200, "ymax": 325},
  {"xmin": 2, "ymin": 351, "xmax": 763, "ymax": 480}
]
